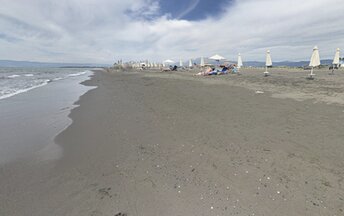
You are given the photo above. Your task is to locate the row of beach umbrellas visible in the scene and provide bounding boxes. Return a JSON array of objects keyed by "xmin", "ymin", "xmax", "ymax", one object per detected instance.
[
  {"xmin": 130, "ymin": 47, "xmax": 341, "ymax": 79},
  {"xmin": 172, "ymin": 46, "xmax": 340, "ymax": 78},
  {"xmin": 264, "ymin": 47, "xmax": 340, "ymax": 78},
  {"xmin": 165, "ymin": 55, "xmax": 230, "ymax": 68}
]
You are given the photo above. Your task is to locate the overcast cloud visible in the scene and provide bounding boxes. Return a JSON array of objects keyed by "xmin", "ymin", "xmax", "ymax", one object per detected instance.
[{"xmin": 0, "ymin": 0, "xmax": 343, "ymax": 63}]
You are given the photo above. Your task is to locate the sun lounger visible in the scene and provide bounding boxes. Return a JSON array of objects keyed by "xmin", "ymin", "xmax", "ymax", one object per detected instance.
[{"xmin": 162, "ymin": 67, "xmax": 171, "ymax": 71}]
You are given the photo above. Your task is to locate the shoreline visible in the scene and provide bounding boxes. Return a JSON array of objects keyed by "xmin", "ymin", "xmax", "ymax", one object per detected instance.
[
  {"xmin": 0, "ymin": 70, "xmax": 95, "ymax": 164},
  {"xmin": 1, "ymin": 68, "xmax": 344, "ymax": 215}
]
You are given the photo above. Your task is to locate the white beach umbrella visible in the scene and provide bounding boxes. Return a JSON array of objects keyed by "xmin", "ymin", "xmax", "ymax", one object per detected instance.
[
  {"xmin": 189, "ymin": 59, "xmax": 193, "ymax": 67},
  {"xmin": 265, "ymin": 50, "xmax": 272, "ymax": 66},
  {"xmin": 333, "ymin": 48, "xmax": 340, "ymax": 65},
  {"xmin": 237, "ymin": 53, "xmax": 243, "ymax": 75},
  {"xmin": 179, "ymin": 59, "xmax": 183, "ymax": 67},
  {"xmin": 200, "ymin": 57, "xmax": 205, "ymax": 67},
  {"xmin": 309, "ymin": 46, "xmax": 321, "ymax": 67},
  {"xmin": 209, "ymin": 54, "xmax": 225, "ymax": 67},
  {"xmin": 164, "ymin": 59, "xmax": 174, "ymax": 67},
  {"xmin": 209, "ymin": 54, "xmax": 226, "ymax": 61},
  {"xmin": 237, "ymin": 53, "xmax": 243, "ymax": 68},
  {"xmin": 308, "ymin": 46, "xmax": 320, "ymax": 78},
  {"xmin": 164, "ymin": 59, "xmax": 174, "ymax": 63},
  {"xmin": 264, "ymin": 50, "xmax": 272, "ymax": 76}
]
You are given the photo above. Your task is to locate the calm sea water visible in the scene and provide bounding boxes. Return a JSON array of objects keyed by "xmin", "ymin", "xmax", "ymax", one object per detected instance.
[
  {"xmin": 0, "ymin": 67, "xmax": 96, "ymax": 164},
  {"xmin": 0, "ymin": 67, "xmax": 92, "ymax": 100}
]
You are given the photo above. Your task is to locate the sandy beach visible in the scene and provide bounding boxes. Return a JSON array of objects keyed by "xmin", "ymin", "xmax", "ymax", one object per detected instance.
[{"xmin": 1, "ymin": 68, "xmax": 344, "ymax": 216}]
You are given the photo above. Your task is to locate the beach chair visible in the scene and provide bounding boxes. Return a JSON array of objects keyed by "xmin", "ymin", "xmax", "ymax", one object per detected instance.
[
  {"xmin": 162, "ymin": 67, "xmax": 171, "ymax": 71},
  {"xmin": 218, "ymin": 67, "xmax": 229, "ymax": 75}
]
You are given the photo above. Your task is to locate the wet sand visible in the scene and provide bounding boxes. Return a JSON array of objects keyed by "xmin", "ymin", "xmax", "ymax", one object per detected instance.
[{"xmin": 1, "ymin": 68, "xmax": 344, "ymax": 215}]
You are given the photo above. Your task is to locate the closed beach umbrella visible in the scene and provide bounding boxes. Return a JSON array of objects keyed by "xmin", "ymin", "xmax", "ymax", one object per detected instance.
[
  {"xmin": 266, "ymin": 50, "xmax": 272, "ymax": 66},
  {"xmin": 200, "ymin": 57, "xmax": 205, "ymax": 67},
  {"xmin": 308, "ymin": 46, "xmax": 321, "ymax": 78},
  {"xmin": 237, "ymin": 53, "xmax": 243, "ymax": 74},
  {"xmin": 179, "ymin": 59, "xmax": 183, "ymax": 67},
  {"xmin": 333, "ymin": 48, "xmax": 340, "ymax": 65},
  {"xmin": 264, "ymin": 50, "xmax": 272, "ymax": 76},
  {"xmin": 309, "ymin": 46, "xmax": 320, "ymax": 67},
  {"xmin": 189, "ymin": 59, "xmax": 193, "ymax": 67},
  {"xmin": 329, "ymin": 48, "xmax": 340, "ymax": 75},
  {"xmin": 237, "ymin": 53, "xmax": 243, "ymax": 68}
]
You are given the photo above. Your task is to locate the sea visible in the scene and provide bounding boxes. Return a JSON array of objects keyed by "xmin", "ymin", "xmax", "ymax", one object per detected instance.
[
  {"xmin": 0, "ymin": 67, "xmax": 97, "ymax": 164},
  {"xmin": 0, "ymin": 67, "xmax": 92, "ymax": 100}
]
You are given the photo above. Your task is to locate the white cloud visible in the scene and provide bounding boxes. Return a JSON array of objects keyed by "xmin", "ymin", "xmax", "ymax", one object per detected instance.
[{"xmin": 0, "ymin": 0, "xmax": 343, "ymax": 63}]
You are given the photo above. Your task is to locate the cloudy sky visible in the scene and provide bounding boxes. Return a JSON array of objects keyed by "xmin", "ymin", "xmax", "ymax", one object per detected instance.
[{"xmin": 0, "ymin": 0, "xmax": 343, "ymax": 63}]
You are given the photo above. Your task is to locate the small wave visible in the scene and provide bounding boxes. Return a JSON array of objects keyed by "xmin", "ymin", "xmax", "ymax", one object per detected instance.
[
  {"xmin": 24, "ymin": 74, "xmax": 34, "ymax": 77},
  {"xmin": 7, "ymin": 74, "xmax": 21, "ymax": 78},
  {"xmin": 67, "ymin": 71, "xmax": 88, "ymax": 77},
  {"xmin": 53, "ymin": 77, "xmax": 63, "ymax": 81},
  {"xmin": 0, "ymin": 79, "xmax": 50, "ymax": 100}
]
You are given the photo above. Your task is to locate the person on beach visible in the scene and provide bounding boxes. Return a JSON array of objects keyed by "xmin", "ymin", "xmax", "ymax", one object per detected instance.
[
  {"xmin": 232, "ymin": 64, "xmax": 238, "ymax": 74},
  {"xmin": 195, "ymin": 66, "xmax": 213, "ymax": 76}
]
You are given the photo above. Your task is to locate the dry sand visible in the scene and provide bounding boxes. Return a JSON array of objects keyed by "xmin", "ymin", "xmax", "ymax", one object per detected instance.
[{"xmin": 1, "ymin": 68, "xmax": 344, "ymax": 216}]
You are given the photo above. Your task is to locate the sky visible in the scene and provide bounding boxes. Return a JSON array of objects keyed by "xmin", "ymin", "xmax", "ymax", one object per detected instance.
[{"xmin": 0, "ymin": 0, "xmax": 344, "ymax": 63}]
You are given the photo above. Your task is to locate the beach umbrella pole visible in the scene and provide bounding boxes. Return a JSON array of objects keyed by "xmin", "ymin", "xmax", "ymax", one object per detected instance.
[
  {"xmin": 264, "ymin": 66, "xmax": 269, "ymax": 76},
  {"xmin": 308, "ymin": 67, "xmax": 315, "ymax": 79}
]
